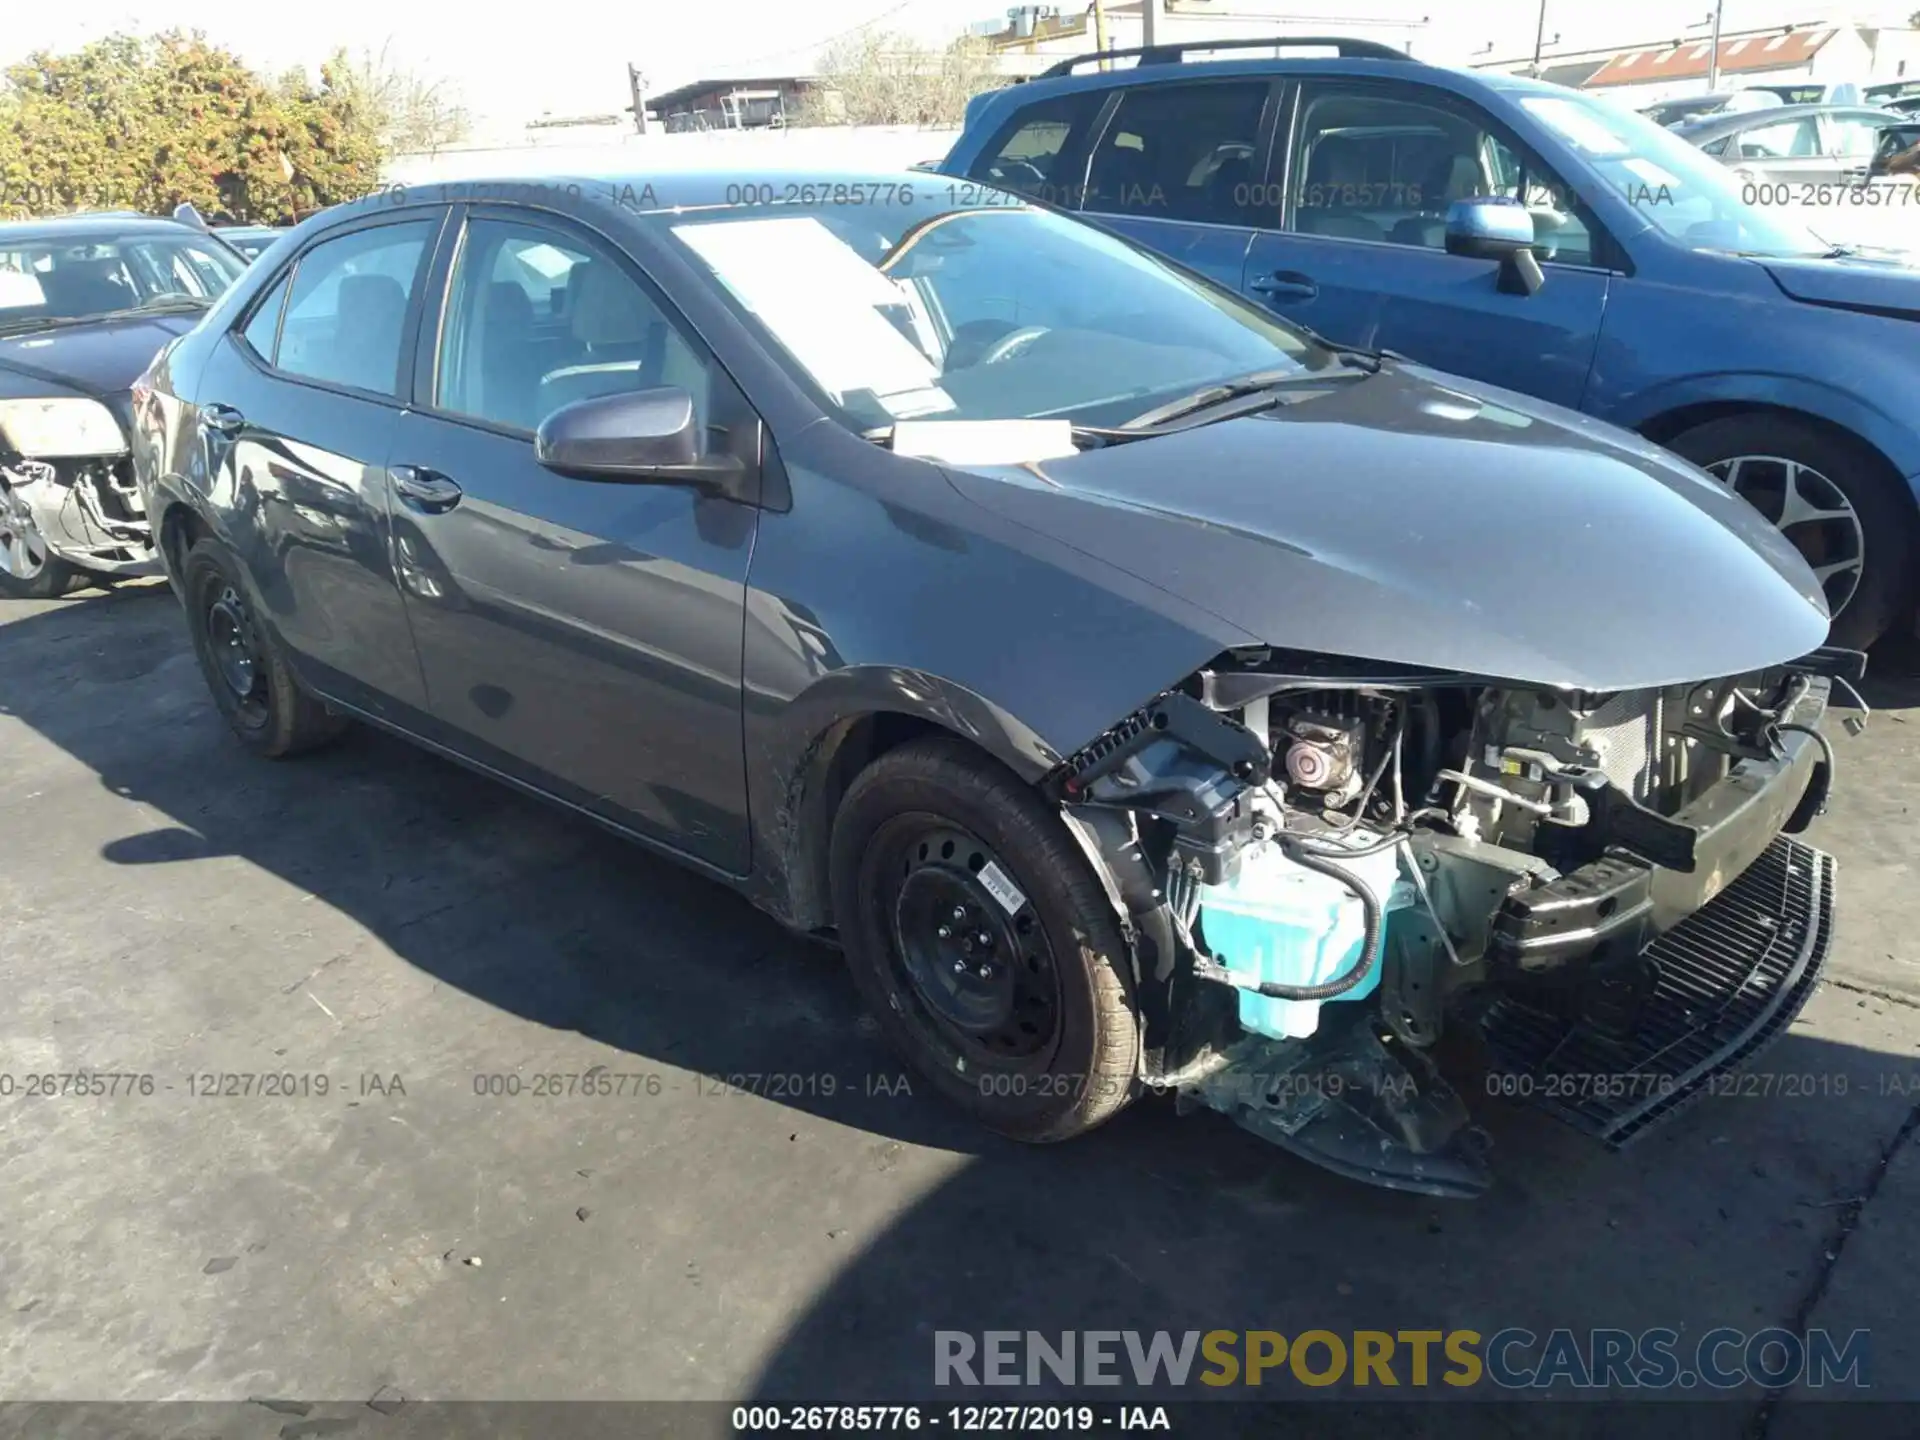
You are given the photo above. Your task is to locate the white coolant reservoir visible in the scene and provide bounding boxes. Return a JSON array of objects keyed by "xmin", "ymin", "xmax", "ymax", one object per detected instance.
[{"xmin": 1198, "ymin": 835, "xmax": 1413, "ymax": 1040}]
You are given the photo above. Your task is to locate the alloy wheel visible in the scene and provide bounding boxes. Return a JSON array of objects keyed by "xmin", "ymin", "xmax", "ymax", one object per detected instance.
[
  {"xmin": 1705, "ymin": 454, "xmax": 1865, "ymax": 616},
  {"xmin": 0, "ymin": 484, "xmax": 48, "ymax": 581}
]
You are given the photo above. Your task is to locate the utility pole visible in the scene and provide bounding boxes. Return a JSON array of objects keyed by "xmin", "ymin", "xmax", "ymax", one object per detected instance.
[
  {"xmin": 1706, "ymin": 1, "xmax": 1725, "ymax": 92},
  {"xmin": 1141, "ymin": 0, "xmax": 1162, "ymax": 50},
  {"xmin": 1531, "ymin": 1, "xmax": 1549, "ymax": 76},
  {"xmin": 626, "ymin": 64, "xmax": 650, "ymax": 134},
  {"xmin": 1092, "ymin": 0, "xmax": 1109, "ymax": 67}
]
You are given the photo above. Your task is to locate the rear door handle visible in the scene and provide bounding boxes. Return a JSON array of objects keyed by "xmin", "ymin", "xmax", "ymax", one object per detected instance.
[
  {"xmin": 1250, "ymin": 271, "xmax": 1318, "ymax": 302},
  {"xmin": 389, "ymin": 464, "xmax": 463, "ymax": 513},
  {"xmin": 201, "ymin": 403, "xmax": 246, "ymax": 436}
]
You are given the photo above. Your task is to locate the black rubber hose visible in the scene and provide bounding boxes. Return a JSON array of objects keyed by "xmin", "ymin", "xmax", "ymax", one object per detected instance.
[{"xmin": 1245, "ymin": 837, "xmax": 1384, "ymax": 1001}]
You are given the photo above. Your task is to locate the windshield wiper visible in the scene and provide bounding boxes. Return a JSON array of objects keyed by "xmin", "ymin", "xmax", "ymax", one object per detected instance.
[
  {"xmin": 108, "ymin": 295, "xmax": 212, "ymax": 316},
  {"xmin": 1118, "ymin": 358, "xmax": 1380, "ymax": 431}
]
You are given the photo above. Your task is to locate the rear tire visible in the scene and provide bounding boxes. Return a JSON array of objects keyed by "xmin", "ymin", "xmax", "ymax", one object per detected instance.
[
  {"xmin": 829, "ymin": 735, "xmax": 1141, "ymax": 1143},
  {"xmin": 182, "ymin": 538, "xmax": 347, "ymax": 758},
  {"xmin": 1667, "ymin": 414, "xmax": 1915, "ymax": 650}
]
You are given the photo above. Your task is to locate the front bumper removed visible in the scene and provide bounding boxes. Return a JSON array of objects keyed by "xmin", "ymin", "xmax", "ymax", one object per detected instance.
[
  {"xmin": 2, "ymin": 460, "xmax": 160, "ymax": 576},
  {"xmin": 1478, "ymin": 833, "xmax": 1835, "ymax": 1148}
]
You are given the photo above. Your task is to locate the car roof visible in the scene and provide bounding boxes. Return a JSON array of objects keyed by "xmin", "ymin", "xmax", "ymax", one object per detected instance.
[
  {"xmin": 1671, "ymin": 102, "xmax": 1901, "ymax": 139},
  {"xmin": 351, "ymin": 168, "xmax": 942, "ymax": 219},
  {"xmin": 0, "ymin": 215, "xmax": 200, "ymax": 243}
]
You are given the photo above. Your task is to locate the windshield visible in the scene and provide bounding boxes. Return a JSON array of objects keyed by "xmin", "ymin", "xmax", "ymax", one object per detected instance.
[
  {"xmin": 661, "ymin": 194, "xmax": 1323, "ymax": 431},
  {"xmin": 0, "ymin": 231, "xmax": 246, "ymax": 330},
  {"xmin": 1520, "ymin": 94, "xmax": 1832, "ymax": 258}
]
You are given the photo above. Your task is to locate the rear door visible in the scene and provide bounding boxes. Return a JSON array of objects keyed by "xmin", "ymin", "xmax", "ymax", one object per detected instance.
[
  {"xmin": 1241, "ymin": 78, "xmax": 1612, "ymax": 408},
  {"xmin": 1721, "ymin": 112, "xmax": 1829, "ymax": 185},
  {"xmin": 1070, "ymin": 77, "xmax": 1280, "ymax": 290},
  {"xmin": 197, "ymin": 210, "xmax": 445, "ymax": 718},
  {"xmin": 384, "ymin": 205, "xmax": 759, "ymax": 873}
]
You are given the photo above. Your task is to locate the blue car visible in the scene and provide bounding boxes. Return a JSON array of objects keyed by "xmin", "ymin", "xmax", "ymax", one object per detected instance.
[{"xmin": 940, "ymin": 37, "xmax": 1920, "ymax": 648}]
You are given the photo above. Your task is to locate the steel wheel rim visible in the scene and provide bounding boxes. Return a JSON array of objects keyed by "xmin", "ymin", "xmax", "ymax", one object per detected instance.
[
  {"xmin": 1706, "ymin": 454, "xmax": 1865, "ymax": 616},
  {"xmin": 876, "ymin": 819, "xmax": 1063, "ymax": 1074},
  {"xmin": 0, "ymin": 485, "xmax": 48, "ymax": 580},
  {"xmin": 205, "ymin": 582, "xmax": 267, "ymax": 720}
]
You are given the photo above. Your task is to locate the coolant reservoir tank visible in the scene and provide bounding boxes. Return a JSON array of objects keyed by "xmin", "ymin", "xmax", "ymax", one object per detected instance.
[{"xmin": 1198, "ymin": 836, "xmax": 1412, "ymax": 1041}]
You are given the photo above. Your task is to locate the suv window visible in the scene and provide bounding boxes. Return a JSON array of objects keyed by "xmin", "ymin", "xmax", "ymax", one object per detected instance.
[
  {"xmin": 968, "ymin": 90, "xmax": 1104, "ymax": 201},
  {"xmin": 276, "ymin": 221, "xmax": 432, "ymax": 396},
  {"xmin": 1286, "ymin": 85, "xmax": 1596, "ymax": 266},
  {"xmin": 435, "ymin": 216, "xmax": 710, "ymax": 435},
  {"xmin": 1083, "ymin": 81, "xmax": 1268, "ymax": 225}
]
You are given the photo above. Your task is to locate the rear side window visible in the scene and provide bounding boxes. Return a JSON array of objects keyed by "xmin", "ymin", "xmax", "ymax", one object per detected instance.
[
  {"xmin": 1083, "ymin": 81, "xmax": 1268, "ymax": 226},
  {"xmin": 275, "ymin": 221, "xmax": 433, "ymax": 397},
  {"xmin": 239, "ymin": 271, "xmax": 291, "ymax": 361},
  {"xmin": 967, "ymin": 91, "xmax": 1104, "ymax": 201}
]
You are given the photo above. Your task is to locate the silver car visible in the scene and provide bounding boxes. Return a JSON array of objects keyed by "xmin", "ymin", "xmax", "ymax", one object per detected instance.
[{"xmin": 1672, "ymin": 102, "xmax": 1905, "ymax": 190}]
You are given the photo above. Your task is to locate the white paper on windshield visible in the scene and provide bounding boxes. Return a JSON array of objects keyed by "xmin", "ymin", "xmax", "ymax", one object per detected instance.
[
  {"xmin": 890, "ymin": 419, "xmax": 1078, "ymax": 465},
  {"xmin": 0, "ymin": 271, "xmax": 46, "ymax": 309},
  {"xmin": 672, "ymin": 217, "xmax": 941, "ymax": 406}
]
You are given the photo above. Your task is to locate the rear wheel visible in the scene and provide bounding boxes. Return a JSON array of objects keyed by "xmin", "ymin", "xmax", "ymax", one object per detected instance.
[
  {"xmin": 830, "ymin": 736, "xmax": 1141, "ymax": 1142},
  {"xmin": 1668, "ymin": 414, "xmax": 1915, "ymax": 649},
  {"xmin": 182, "ymin": 538, "xmax": 346, "ymax": 757},
  {"xmin": 0, "ymin": 481, "xmax": 78, "ymax": 599}
]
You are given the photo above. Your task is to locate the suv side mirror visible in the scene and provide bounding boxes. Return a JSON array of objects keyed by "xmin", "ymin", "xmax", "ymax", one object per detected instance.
[
  {"xmin": 1444, "ymin": 198, "xmax": 1545, "ymax": 297},
  {"xmin": 535, "ymin": 386, "xmax": 748, "ymax": 498}
]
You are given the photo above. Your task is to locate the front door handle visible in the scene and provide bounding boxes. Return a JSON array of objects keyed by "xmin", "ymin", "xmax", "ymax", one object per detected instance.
[
  {"xmin": 201, "ymin": 403, "xmax": 246, "ymax": 436},
  {"xmin": 1250, "ymin": 270, "xmax": 1318, "ymax": 302},
  {"xmin": 389, "ymin": 464, "xmax": 463, "ymax": 513}
]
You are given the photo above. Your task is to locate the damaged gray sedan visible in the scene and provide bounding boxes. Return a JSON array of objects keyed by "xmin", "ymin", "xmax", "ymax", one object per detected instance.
[{"xmin": 133, "ymin": 172, "xmax": 1858, "ymax": 1195}]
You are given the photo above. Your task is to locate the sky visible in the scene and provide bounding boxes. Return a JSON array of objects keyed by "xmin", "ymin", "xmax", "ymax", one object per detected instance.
[{"xmin": 2, "ymin": 0, "xmax": 1910, "ymax": 133}]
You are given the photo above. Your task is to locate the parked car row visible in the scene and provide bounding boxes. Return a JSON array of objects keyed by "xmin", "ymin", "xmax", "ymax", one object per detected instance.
[{"xmin": 0, "ymin": 39, "xmax": 1889, "ymax": 1197}]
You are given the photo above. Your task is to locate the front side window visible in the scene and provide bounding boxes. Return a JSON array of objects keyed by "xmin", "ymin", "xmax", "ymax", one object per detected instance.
[
  {"xmin": 1083, "ymin": 81, "xmax": 1268, "ymax": 225},
  {"xmin": 1287, "ymin": 85, "xmax": 1595, "ymax": 266},
  {"xmin": 276, "ymin": 221, "xmax": 433, "ymax": 396},
  {"xmin": 1734, "ymin": 116, "xmax": 1820, "ymax": 159},
  {"xmin": 435, "ymin": 218, "xmax": 710, "ymax": 434},
  {"xmin": 662, "ymin": 196, "xmax": 1320, "ymax": 432}
]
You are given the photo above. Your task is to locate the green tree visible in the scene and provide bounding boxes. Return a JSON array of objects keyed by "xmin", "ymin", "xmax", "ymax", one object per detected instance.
[{"xmin": 0, "ymin": 31, "xmax": 383, "ymax": 223}]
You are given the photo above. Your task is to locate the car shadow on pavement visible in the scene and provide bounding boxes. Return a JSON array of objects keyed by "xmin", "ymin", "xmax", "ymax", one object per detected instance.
[{"xmin": 2, "ymin": 586, "xmax": 1917, "ymax": 1427}]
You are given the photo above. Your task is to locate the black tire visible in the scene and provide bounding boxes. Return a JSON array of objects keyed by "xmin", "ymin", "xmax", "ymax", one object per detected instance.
[
  {"xmin": 1667, "ymin": 414, "xmax": 1916, "ymax": 650},
  {"xmin": 0, "ymin": 557, "xmax": 79, "ymax": 600},
  {"xmin": 181, "ymin": 538, "xmax": 347, "ymax": 758},
  {"xmin": 829, "ymin": 735, "xmax": 1141, "ymax": 1143}
]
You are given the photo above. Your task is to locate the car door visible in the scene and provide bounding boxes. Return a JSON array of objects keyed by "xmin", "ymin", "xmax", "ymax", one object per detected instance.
[
  {"xmin": 384, "ymin": 206, "xmax": 757, "ymax": 873},
  {"xmin": 1240, "ymin": 79, "xmax": 1611, "ymax": 409},
  {"xmin": 1070, "ymin": 77, "xmax": 1279, "ymax": 290},
  {"xmin": 197, "ymin": 210, "xmax": 444, "ymax": 719},
  {"xmin": 1825, "ymin": 109, "xmax": 1897, "ymax": 184}
]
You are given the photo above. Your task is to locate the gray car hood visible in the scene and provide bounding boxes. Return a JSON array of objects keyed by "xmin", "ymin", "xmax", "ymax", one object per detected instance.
[{"xmin": 941, "ymin": 365, "xmax": 1831, "ymax": 691}]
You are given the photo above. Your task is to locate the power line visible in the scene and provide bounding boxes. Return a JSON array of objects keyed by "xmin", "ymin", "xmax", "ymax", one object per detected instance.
[{"xmin": 717, "ymin": 0, "xmax": 933, "ymax": 73}]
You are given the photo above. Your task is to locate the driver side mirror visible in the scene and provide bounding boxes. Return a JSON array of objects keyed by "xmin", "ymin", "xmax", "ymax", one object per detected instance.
[
  {"xmin": 535, "ymin": 386, "xmax": 749, "ymax": 500},
  {"xmin": 1444, "ymin": 198, "xmax": 1546, "ymax": 297}
]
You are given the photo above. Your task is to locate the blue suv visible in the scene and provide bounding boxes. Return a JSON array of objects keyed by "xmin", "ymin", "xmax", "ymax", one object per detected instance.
[{"xmin": 940, "ymin": 37, "xmax": 1920, "ymax": 648}]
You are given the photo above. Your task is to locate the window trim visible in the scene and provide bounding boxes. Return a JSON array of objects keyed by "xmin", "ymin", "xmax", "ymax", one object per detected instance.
[
  {"xmin": 965, "ymin": 84, "xmax": 1114, "ymax": 205},
  {"xmin": 1273, "ymin": 76, "xmax": 1630, "ymax": 277},
  {"xmin": 411, "ymin": 203, "xmax": 727, "ymax": 446},
  {"xmin": 1072, "ymin": 75, "xmax": 1287, "ymax": 231},
  {"xmin": 234, "ymin": 266, "xmax": 292, "ymax": 366}
]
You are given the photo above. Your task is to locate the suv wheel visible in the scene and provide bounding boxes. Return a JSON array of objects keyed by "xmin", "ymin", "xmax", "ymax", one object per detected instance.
[
  {"xmin": 182, "ymin": 538, "xmax": 346, "ymax": 757},
  {"xmin": 830, "ymin": 735, "xmax": 1141, "ymax": 1143},
  {"xmin": 1669, "ymin": 414, "xmax": 1915, "ymax": 650}
]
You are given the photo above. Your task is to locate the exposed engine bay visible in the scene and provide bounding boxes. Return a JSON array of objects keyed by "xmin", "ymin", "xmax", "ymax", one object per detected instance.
[{"xmin": 1050, "ymin": 645, "xmax": 1864, "ymax": 1197}]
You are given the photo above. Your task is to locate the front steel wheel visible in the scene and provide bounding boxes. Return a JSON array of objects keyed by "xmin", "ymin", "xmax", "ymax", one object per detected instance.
[{"xmin": 830, "ymin": 735, "xmax": 1141, "ymax": 1142}]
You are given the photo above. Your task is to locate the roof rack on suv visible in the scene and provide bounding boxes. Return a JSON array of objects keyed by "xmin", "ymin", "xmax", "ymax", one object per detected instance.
[{"xmin": 1036, "ymin": 35, "xmax": 1412, "ymax": 80}]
